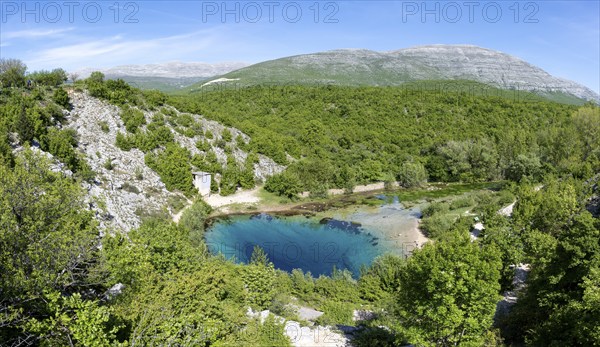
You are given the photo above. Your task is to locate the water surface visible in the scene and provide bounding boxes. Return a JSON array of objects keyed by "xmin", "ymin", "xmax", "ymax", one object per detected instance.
[{"xmin": 205, "ymin": 201, "xmax": 423, "ymax": 277}]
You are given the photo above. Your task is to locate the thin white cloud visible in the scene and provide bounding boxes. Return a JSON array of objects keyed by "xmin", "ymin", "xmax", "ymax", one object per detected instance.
[
  {"xmin": 1, "ymin": 28, "xmax": 74, "ymax": 40},
  {"xmin": 27, "ymin": 30, "xmax": 218, "ymax": 71}
]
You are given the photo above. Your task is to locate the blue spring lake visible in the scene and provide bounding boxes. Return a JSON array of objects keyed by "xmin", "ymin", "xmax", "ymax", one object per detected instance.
[{"xmin": 205, "ymin": 201, "xmax": 423, "ymax": 277}]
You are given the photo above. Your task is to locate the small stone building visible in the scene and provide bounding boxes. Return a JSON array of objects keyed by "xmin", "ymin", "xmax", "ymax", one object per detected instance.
[{"xmin": 192, "ymin": 171, "xmax": 211, "ymax": 197}]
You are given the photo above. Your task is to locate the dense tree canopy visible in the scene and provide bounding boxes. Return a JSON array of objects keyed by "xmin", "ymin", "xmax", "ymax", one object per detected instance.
[
  {"xmin": 394, "ymin": 233, "xmax": 502, "ymax": 346},
  {"xmin": 0, "ymin": 150, "xmax": 100, "ymax": 345},
  {"xmin": 171, "ymin": 85, "xmax": 598, "ymax": 195},
  {"xmin": 1, "ymin": 67, "xmax": 599, "ymax": 346}
]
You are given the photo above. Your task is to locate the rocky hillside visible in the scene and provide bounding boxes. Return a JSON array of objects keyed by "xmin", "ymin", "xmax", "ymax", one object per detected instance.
[
  {"xmin": 65, "ymin": 91, "xmax": 283, "ymax": 231},
  {"xmin": 199, "ymin": 44, "xmax": 599, "ymax": 103}
]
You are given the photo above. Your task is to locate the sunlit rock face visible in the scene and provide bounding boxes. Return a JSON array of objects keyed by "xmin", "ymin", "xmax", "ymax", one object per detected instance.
[{"xmin": 213, "ymin": 44, "xmax": 599, "ymax": 103}]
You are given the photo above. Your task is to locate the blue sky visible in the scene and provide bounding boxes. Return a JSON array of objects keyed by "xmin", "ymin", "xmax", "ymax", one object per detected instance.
[{"xmin": 1, "ymin": 1, "xmax": 598, "ymax": 93}]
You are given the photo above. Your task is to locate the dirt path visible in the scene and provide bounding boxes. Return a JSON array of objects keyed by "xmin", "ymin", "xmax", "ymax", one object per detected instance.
[
  {"xmin": 203, "ymin": 187, "xmax": 261, "ymax": 208},
  {"xmin": 301, "ymin": 181, "xmax": 392, "ymax": 197}
]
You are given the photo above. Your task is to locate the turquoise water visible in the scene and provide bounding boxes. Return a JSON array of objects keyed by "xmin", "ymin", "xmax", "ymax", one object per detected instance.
[{"xmin": 205, "ymin": 213, "xmax": 395, "ymax": 277}]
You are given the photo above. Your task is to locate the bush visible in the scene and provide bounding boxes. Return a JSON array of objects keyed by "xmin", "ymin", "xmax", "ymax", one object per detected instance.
[
  {"xmin": 103, "ymin": 158, "xmax": 114, "ymax": 170},
  {"xmin": 168, "ymin": 195, "xmax": 188, "ymax": 212},
  {"xmin": 52, "ymin": 88, "xmax": 70, "ymax": 108},
  {"xmin": 506, "ymin": 153, "xmax": 542, "ymax": 182},
  {"xmin": 29, "ymin": 68, "xmax": 67, "ymax": 86},
  {"xmin": 215, "ymin": 138, "xmax": 227, "ymax": 149},
  {"xmin": 264, "ymin": 171, "xmax": 302, "ymax": 199},
  {"xmin": 397, "ymin": 161, "xmax": 428, "ymax": 188},
  {"xmin": 115, "ymin": 132, "xmax": 134, "ymax": 151},
  {"xmin": 420, "ymin": 214, "xmax": 455, "ymax": 239},
  {"xmin": 0, "ymin": 58, "xmax": 27, "ymax": 87},
  {"xmin": 235, "ymin": 134, "xmax": 246, "ymax": 149},
  {"xmin": 196, "ymin": 139, "xmax": 210, "ymax": 152},
  {"xmin": 120, "ymin": 107, "xmax": 146, "ymax": 133},
  {"xmin": 142, "ymin": 90, "xmax": 167, "ymax": 108},
  {"xmin": 140, "ymin": 124, "xmax": 174, "ymax": 151},
  {"xmin": 315, "ymin": 301, "xmax": 354, "ymax": 326},
  {"xmin": 352, "ymin": 327, "xmax": 397, "ymax": 347},
  {"xmin": 39, "ymin": 128, "xmax": 79, "ymax": 171},
  {"xmin": 219, "ymin": 314, "xmax": 290, "ymax": 347},
  {"xmin": 176, "ymin": 113, "xmax": 194, "ymax": 127},
  {"xmin": 135, "ymin": 167, "xmax": 143, "ymax": 180},
  {"xmin": 145, "ymin": 143, "xmax": 195, "ymax": 196},
  {"xmin": 221, "ymin": 128, "xmax": 232, "ymax": 142},
  {"xmin": 449, "ymin": 195, "xmax": 475, "ymax": 210},
  {"xmin": 219, "ymin": 167, "xmax": 240, "ymax": 196},
  {"xmin": 421, "ymin": 201, "xmax": 450, "ymax": 217},
  {"xmin": 98, "ymin": 121, "xmax": 109, "ymax": 133},
  {"xmin": 179, "ymin": 199, "xmax": 212, "ymax": 244},
  {"xmin": 122, "ymin": 182, "xmax": 140, "ymax": 194}
]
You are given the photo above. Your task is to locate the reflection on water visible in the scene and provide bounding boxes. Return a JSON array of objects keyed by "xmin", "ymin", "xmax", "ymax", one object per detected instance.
[{"xmin": 205, "ymin": 201, "xmax": 424, "ymax": 277}]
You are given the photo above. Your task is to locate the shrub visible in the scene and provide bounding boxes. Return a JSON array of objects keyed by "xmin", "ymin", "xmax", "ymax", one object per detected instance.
[
  {"xmin": 264, "ymin": 171, "xmax": 302, "ymax": 199},
  {"xmin": 29, "ymin": 68, "xmax": 67, "ymax": 87},
  {"xmin": 135, "ymin": 167, "xmax": 143, "ymax": 180},
  {"xmin": 39, "ymin": 128, "xmax": 79, "ymax": 171},
  {"xmin": 176, "ymin": 114, "xmax": 194, "ymax": 127},
  {"xmin": 235, "ymin": 134, "xmax": 246, "ymax": 149},
  {"xmin": 215, "ymin": 139, "xmax": 226, "ymax": 149},
  {"xmin": 195, "ymin": 139, "xmax": 210, "ymax": 152},
  {"xmin": 315, "ymin": 301, "xmax": 354, "ymax": 326},
  {"xmin": 140, "ymin": 125, "xmax": 174, "ymax": 151},
  {"xmin": 183, "ymin": 127, "xmax": 196, "ymax": 138},
  {"xmin": 449, "ymin": 195, "xmax": 475, "ymax": 210},
  {"xmin": 120, "ymin": 106, "xmax": 146, "ymax": 133},
  {"xmin": 308, "ymin": 182, "xmax": 328, "ymax": 199},
  {"xmin": 420, "ymin": 214, "xmax": 455, "ymax": 239},
  {"xmin": 142, "ymin": 90, "xmax": 167, "ymax": 108},
  {"xmin": 122, "ymin": 182, "xmax": 140, "ymax": 194},
  {"xmin": 221, "ymin": 128, "xmax": 232, "ymax": 142},
  {"xmin": 52, "ymin": 88, "xmax": 70, "ymax": 108},
  {"xmin": 144, "ymin": 143, "xmax": 195, "ymax": 196},
  {"xmin": 0, "ymin": 58, "xmax": 27, "ymax": 87},
  {"xmin": 98, "ymin": 121, "xmax": 109, "ymax": 133},
  {"xmin": 398, "ymin": 161, "xmax": 428, "ymax": 188},
  {"xmin": 421, "ymin": 201, "xmax": 450, "ymax": 217},
  {"xmin": 179, "ymin": 199, "xmax": 212, "ymax": 242},
  {"xmin": 103, "ymin": 158, "xmax": 114, "ymax": 170},
  {"xmin": 115, "ymin": 132, "xmax": 134, "ymax": 151},
  {"xmin": 219, "ymin": 167, "xmax": 239, "ymax": 196},
  {"xmin": 506, "ymin": 153, "xmax": 542, "ymax": 182},
  {"xmin": 168, "ymin": 194, "xmax": 188, "ymax": 212}
]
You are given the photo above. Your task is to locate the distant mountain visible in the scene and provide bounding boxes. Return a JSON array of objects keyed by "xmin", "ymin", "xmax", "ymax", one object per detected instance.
[
  {"xmin": 74, "ymin": 61, "xmax": 248, "ymax": 91},
  {"xmin": 195, "ymin": 45, "xmax": 598, "ymax": 104}
]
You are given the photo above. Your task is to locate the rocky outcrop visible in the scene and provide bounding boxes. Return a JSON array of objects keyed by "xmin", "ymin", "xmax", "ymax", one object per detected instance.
[
  {"xmin": 162, "ymin": 104, "xmax": 284, "ymax": 181},
  {"xmin": 213, "ymin": 44, "xmax": 599, "ymax": 103},
  {"xmin": 65, "ymin": 91, "xmax": 284, "ymax": 231},
  {"xmin": 67, "ymin": 92, "xmax": 183, "ymax": 231},
  {"xmin": 395, "ymin": 45, "xmax": 598, "ymax": 101},
  {"xmin": 247, "ymin": 308, "xmax": 349, "ymax": 347}
]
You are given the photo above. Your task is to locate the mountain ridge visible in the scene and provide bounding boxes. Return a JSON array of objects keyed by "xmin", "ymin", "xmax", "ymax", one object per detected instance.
[
  {"xmin": 197, "ymin": 45, "xmax": 599, "ymax": 103},
  {"xmin": 75, "ymin": 61, "xmax": 248, "ymax": 79}
]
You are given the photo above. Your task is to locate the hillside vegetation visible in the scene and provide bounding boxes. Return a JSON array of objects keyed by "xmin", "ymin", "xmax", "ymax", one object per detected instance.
[
  {"xmin": 172, "ymin": 84, "xmax": 599, "ymax": 197},
  {"xmin": 1, "ymin": 59, "xmax": 599, "ymax": 346}
]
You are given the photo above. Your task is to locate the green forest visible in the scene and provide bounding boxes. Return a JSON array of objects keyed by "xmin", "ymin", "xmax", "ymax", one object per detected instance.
[
  {"xmin": 1, "ymin": 59, "xmax": 599, "ymax": 346},
  {"xmin": 171, "ymin": 84, "xmax": 599, "ymax": 197}
]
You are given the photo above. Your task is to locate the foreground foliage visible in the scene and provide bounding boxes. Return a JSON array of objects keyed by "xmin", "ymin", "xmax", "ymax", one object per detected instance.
[{"xmin": 1, "ymin": 62, "xmax": 599, "ymax": 345}]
